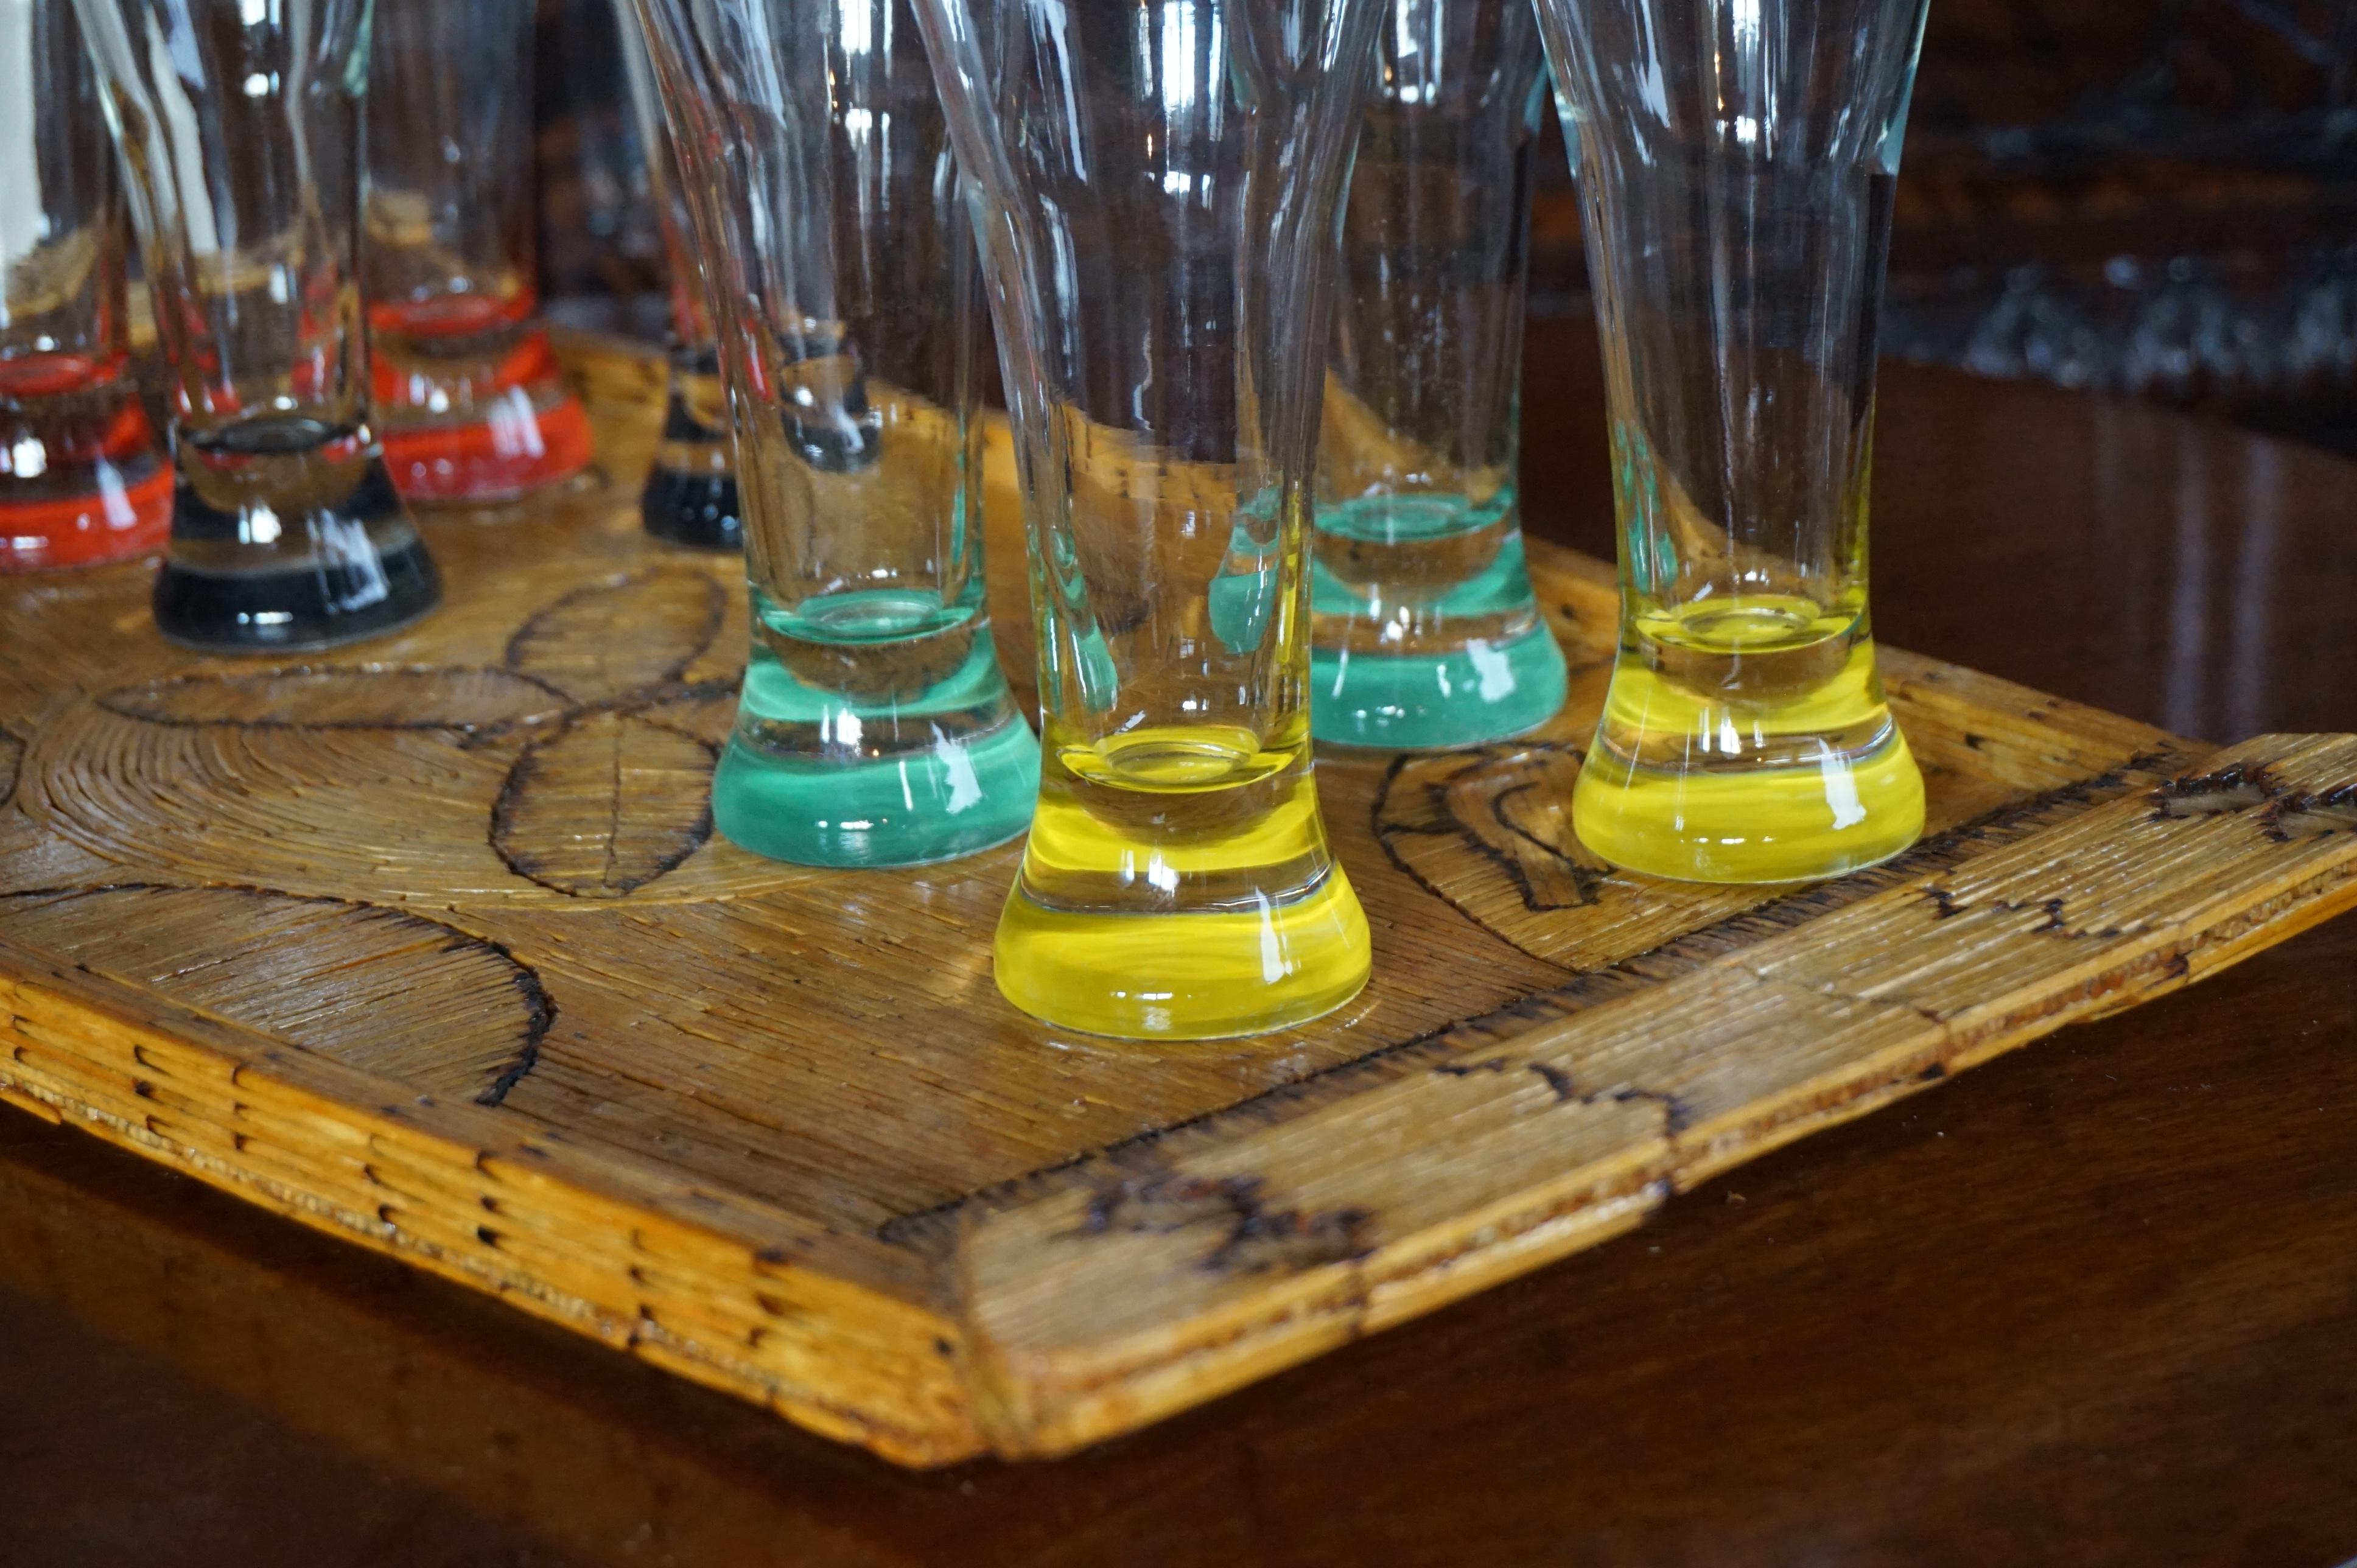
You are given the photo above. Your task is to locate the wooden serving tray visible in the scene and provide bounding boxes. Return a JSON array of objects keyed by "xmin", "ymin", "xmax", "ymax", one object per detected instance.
[{"xmin": 2, "ymin": 337, "xmax": 2352, "ymax": 1466}]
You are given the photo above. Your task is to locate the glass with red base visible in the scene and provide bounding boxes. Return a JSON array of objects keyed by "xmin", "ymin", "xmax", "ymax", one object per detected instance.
[
  {"xmin": 365, "ymin": 0, "xmax": 593, "ymax": 506},
  {"xmin": 0, "ymin": 0, "xmax": 169, "ymax": 573}
]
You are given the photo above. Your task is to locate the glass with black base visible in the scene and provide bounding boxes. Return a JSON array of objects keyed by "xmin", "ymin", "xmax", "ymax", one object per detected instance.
[
  {"xmin": 75, "ymin": 0, "xmax": 440, "ymax": 651},
  {"xmin": 615, "ymin": 0, "xmax": 740, "ymax": 551}
]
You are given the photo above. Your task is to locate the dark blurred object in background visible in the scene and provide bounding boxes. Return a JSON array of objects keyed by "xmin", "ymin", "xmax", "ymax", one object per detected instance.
[
  {"xmin": 1534, "ymin": 0, "xmax": 2357, "ymax": 452},
  {"xmin": 534, "ymin": 0, "xmax": 2357, "ymax": 452},
  {"xmin": 534, "ymin": 0, "xmax": 670, "ymax": 338},
  {"xmin": 1882, "ymin": 0, "xmax": 2357, "ymax": 453}
]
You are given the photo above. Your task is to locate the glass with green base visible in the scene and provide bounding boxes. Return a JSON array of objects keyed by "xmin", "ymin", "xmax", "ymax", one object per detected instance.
[
  {"xmin": 1311, "ymin": 0, "xmax": 1567, "ymax": 750},
  {"xmin": 631, "ymin": 0, "xmax": 1038, "ymax": 867}
]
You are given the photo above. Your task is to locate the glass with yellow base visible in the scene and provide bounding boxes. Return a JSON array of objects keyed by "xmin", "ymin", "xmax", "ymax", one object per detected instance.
[
  {"xmin": 1536, "ymin": 0, "xmax": 1931, "ymax": 883},
  {"xmin": 918, "ymin": 0, "xmax": 1381, "ymax": 1037}
]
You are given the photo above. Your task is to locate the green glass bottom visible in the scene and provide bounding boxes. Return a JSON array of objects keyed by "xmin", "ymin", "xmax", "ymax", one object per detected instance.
[
  {"xmin": 713, "ymin": 604, "xmax": 1040, "ymax": 869},
  {"xmin": 1309, "ymin": 496, "xmax": 1569, "ymax": 749},
  {"xmin": 1311, "ymin": 619, "xmax": 1567, "ymax": 750}
]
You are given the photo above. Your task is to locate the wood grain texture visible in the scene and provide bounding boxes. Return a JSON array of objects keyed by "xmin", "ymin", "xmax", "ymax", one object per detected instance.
[
  {"xmin": 956, "ymin": 733, "xmax": 2357, "ymax": 1452},
  {"xmin": 0, "ymin": 332, "xmax": 2348, "ymax": 1465},
  {"xmin": 0, "ymin": 885, "xmax": 550, "ymax": 1102}
]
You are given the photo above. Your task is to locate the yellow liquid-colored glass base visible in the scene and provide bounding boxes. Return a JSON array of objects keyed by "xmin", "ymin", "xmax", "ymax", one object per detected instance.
[
  {"xmin": 1573, "ymin": 593, "xmax": 1927, "ymax": 884},
  {"xmin": 994, "ymin": 866, "xmax": 1371, "ymax": 1040},
  {"xmin": 993, "ymin": 724, "xmax": 1373, "ymax": 1040}
]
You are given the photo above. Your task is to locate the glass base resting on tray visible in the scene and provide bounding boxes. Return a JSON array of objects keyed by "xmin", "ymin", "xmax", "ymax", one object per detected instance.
[
  {"xmin": 713, "ymin": 589, "xmax": 1040, "ymax": 868},
  {"xmin": 1309, "ymin": 504, "xmax": 1569, "ymax": 749}
]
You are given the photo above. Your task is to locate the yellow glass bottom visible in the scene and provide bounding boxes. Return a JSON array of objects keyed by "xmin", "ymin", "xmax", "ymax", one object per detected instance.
[
  {"xmin": 994, "ymin": 864, "xmax": 1370, "ymax": 1040},
  {"xmin": 993, "ymin": 723, "xmax": 1371, "ymax": 1039},
  {"xmin": 1573, "ymin": 593, "xmax": 1927, "ymax": 883}
]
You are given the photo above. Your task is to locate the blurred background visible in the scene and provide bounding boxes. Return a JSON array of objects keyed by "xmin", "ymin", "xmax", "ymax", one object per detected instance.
[{"xmin": 533, "ymin": 0, "xmax": 2357, "ymax": 455}]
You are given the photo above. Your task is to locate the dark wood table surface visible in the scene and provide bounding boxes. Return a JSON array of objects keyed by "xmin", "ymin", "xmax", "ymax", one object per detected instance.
[{"xmin": 5, "ymin": 318, "xmax": 2355, "ymax": 1567}]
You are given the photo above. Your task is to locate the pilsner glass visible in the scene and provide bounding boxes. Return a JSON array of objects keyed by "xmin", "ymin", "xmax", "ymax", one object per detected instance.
[
  {"xmin": 918, "ymin": 0, "xmax": 1381, "ymax": 1038},
  {"xmin": 0, "ymin": 0, "xmax": 169, "ymax": 572},
  {"xmin": 75, "ymin": 0, "xmax": 442, "ymax": 651},
  {"xmin": 632, "ymin": 0, "xmax": 1039, "ymax": 867},
  {"xmin": 615, "ymin": 0, "xmax": 740, "ymax": 550},
  {"xmin": 1535, "ymin": 0, "xmax": 1928, "ymax": 883},
  {"xmin": 1311, "ymin": 0, "xmax": 1567, "ymax": 748},
  {"xmin": 366, "ymin": 0, "xmax": 592, "ymax": 504}
]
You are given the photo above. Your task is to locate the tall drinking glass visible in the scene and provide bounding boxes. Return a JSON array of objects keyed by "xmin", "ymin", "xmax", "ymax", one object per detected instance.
[
  {"xmin": 75, "ymin": 0, "xmax": 442, "ymax": 651},
  {"xmin": 1311, "ymin": 0, "xmax": 1567, "ymax": 748},
  {"xmin": 615, "ymin": 0, "xmax": 740, "ymax": 550},
  {"xmin": 366, "ymin": 0, "xmax": 593, "ymax": 505},
  {"xmin": 919, "ymin": 0, "xmax": 1381, "ymax": 1038},
  {"xmin": 631, "ymin": 0, "xmax": 1040, "ymax": 867},
  {"xmin": 0, "ymin": 0, "xmax": 169, "ymax": 573},
  {"xmin": 1535, "ymin": 0, "xmax": 1928, "ymax": 883}
]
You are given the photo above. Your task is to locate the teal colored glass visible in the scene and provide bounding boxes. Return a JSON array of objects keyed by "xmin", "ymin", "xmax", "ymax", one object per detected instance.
[
  {"xmin": 631, "ymin": 0, "xmax": 1038, "ymax": 867},
  {"xmin": 1310, "ymin": 0, "xmax": 1566, "ymax": 749}
]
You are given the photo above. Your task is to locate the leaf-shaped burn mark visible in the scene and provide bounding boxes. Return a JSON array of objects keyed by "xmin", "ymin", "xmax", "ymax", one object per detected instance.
[
  {"xmin": 505, "ymin": 567, "xmax": 727, "ymax": 705},
  {"xmin": 0, "ymin": 884, "xmax": 550, "ymax": 1105},
  {"xmin": 2264, "ymin": 782, "xmax": 2357, "ymax": 842},
  {"xmin": 1375, "ymin": 744, "xmax": 1610, "ymax": 913},
  {"xmin": 491, "ymin": 709, "xmax": 717, "ymax": 897},
  {"xmin": 96, "ymin": 666, "xmax": 570, "ymax": 735},
  {"xmin": 2151, "ymin": 760, "xmax": 2280, "ymax": 820},
  {"xmin": 1077, "ymin": 1172, "xmax": 1375, "ymax": 1276}
]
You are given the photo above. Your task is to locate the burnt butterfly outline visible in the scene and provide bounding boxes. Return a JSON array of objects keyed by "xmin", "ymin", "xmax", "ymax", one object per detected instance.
[{"xmin": 95, "ymin": 566, "xmax": 740, "ymax": 898}]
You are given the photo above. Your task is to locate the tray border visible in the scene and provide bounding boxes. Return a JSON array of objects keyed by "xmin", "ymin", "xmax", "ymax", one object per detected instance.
[{"xmin": 10, "ymin": 718, "xmax": 2352, "ymax": 1462}]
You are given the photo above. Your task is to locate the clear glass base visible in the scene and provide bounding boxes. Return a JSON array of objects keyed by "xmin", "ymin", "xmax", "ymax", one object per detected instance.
[
  {"xmin": 994, "ymin": 864, "xmax": 1370, "ymax": 1040},
  {"xmin": 1311, "ymin": 619, "xmax": 1567, "ymax": 749},
  {"xmin": 712, "ymin": 606, "xmax": 1039, "ymax": 868}
]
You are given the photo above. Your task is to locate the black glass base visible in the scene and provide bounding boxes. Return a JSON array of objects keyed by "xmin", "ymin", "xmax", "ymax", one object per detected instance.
[
  {"xmin": 154, "ymin": 534, "xmax": 443, "ymax": 653},
  {"xmin": 640, "ymin": 368, "xmax": 743, "ymax": 551},
  {"xmin": 640, "ymin": 464, "xmax": 743, "ymax": 551},
  {"xmin": 154, "ymin": 435, "xmax": 444, "ymax": 653}
]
